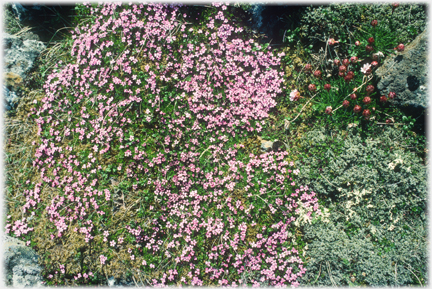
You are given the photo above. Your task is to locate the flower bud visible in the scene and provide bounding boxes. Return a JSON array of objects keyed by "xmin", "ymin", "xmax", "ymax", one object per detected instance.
[
  {"xmin": 350, "ymin": 56, "xmax": 358, "ymax": 64},
  {"xmin": 308, "ymin": 84, "xmax": 317, "ymax": 92},
  {"xmin": 325, "ymin": 106, "xmax": 333, "ymax": 114},
  {"xmin": 362, "ymin": 109, "xmax": 371, "ymax": 118},
  {"xmin": 386, "ymin": 119, "xmax": 392, "ymax": 124},
  {"xmin": 371, "ymin": 61, "xmax": 379, "ymax": 66},
  {"xmin": 328, "ymin": 38, "xmax": 339, "ymax": 46},
  {"xmin": 342, "ymin": 59, "xmax": 350, "ymax": 66},
  {"xmin": 343, "ymin": 100, "xmax": 350, "ymax": 108},
  {"xmin": 388, "ymin": 91, "xmax": 396, "ymax": 99},
  {"xmin": 324, "ymin": 84, "xmax": 331, "ymax": 92},
  {"xmin": 355, "ymin": 41, "xmax": 361, "ymax": 46},
  {"xmin": 366, "ymin": 85, "xmax": 375, "ymax": 94},
  {"xmin": 368, "ymin": 37, "xmax": 375, "ymax": 44},
  {"xmin": 350, "ymin": 93, "xmax": 357, "ymax": 100},
  {"xmin": 344, "ymin": 75, "xmax": 353, "ymax": 83},
  {"xmin": 305, "ymin": 64, "xmax": 312, "ymax": 71},
  {"xmin": 339, "ymin": 65, "xmax": 347, "ymax": 73},
  {"xmin": 313, "ymin": 70, "xmax": 322, "ymax": 78},
  {"xmin": 366, "ymin": 45, "xmax": 374, "ymax": 52},
  {"xmin": 396, "ymin": 43, "xmax": 405, "ymax": 52},
  {"xmin": 338, "ymin": 71, "xmax": 345, "ymax": 77},
  {"xmin": 363, "ymin": 96, "xmax": 371, "ymax": 105},
  {"xmin": 371, "ymin": 20, "xmax": 378, "ymax": 27},
  {"xmin": 380, "ymin": 95, "xmax": 387, "ymax": 102},
  {"xmin": 334, "ymin": 59, "xmax": 341, "ymax": 66},
  {"xmin": 353, "ymin": 105, "xmax": 362, "ymax": 113}
]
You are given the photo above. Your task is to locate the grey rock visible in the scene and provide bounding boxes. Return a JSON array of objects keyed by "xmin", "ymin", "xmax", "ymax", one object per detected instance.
[
  {"xmin": 3, "ymin": 32, "xmax": 45, "ymax": 111},
  {"xmin": 375, "ymin": 29, "xmax": 428, "ymax": 116},
  {"xmin": 4, "ymin": 86, "xmax": 20, "ymax": 111},
  {"xmin": 3, "ymin": 33, "xmax": 46, "ymax": 80},
  {"xmin": 4, "ymin": 235, "xmax": 45, "ymax": 287},
  {"xmin": 11, "ymin": 3, "xmax": 44, "ymax": 22},
  {"xmin": 11, "ymin": 3, "xmax": 28, "ymax": 21}
]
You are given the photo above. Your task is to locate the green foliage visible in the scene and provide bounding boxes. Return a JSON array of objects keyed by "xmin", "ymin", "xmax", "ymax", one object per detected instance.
[{"xmin": 300, "ymin": 3, "xmax": 427, "ymax": 49}]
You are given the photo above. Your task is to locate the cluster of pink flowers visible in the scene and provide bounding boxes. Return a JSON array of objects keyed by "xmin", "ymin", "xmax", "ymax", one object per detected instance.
[{"xmin": 5, "ymin": 2, "xmax": 321, "ymax": 286}]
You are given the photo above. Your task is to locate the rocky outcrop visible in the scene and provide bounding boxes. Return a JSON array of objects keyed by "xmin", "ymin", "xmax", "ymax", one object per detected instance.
[
  {"xmin": 375, "ymin": 29, "xmax": 428, "ymax": 117},
  {"xmin": 3, "ymin": 31, "xmax": 46, "ymax": 110},
  {"xmin": 3, "ymin": 235, "xmax": 44, "ymax": 287}
]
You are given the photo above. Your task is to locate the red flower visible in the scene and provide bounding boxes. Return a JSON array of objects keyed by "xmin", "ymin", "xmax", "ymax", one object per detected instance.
[
  {"xmin": 350, "ymin": 93, "xmax": 357, "ymax": 100},
  {"xmin": 388, "ymin": 91, "xmax": 396, "ymax": 99},
  {"xmin": 308, "ymin": 84, "xmax": 317, "ymax": 92},
  {"xmin": 366, "ymin": 85, "xmax": 374, "ymax": 94},
  {"xmin": 353, "ymin": 105, "xmax": 362, "ymax": 113},
  {"xmin": 313, "ymin": 70, "xmax": 322, "ymax": 78},
  {"xmin": 324, "ymin": 84, "xmax": 331, "ymax": 92},
  {"xmin": 366, "ymin": 45, "xmax": 374, "ymax": 52},
  {"xmin": 363, "ymin": 96, "xmax": 371, "ymax": 105},
  {"xmin": 362, "ymin": 109, "xmax": 371, "ymax": 118},
  {"xmin": 380, "ymin": 95, "xmax": 387, "ymax": 102},
  {"xmin": 343, "ymin": 100, "xmax": 350, "ymax": 108},
  {"xmin": 371, "ymin": 20, "xmax": 378, "ymax": 27},
  {"xmin": 368, "ymin": 37, "xmax": 375, "ymax": 44}
]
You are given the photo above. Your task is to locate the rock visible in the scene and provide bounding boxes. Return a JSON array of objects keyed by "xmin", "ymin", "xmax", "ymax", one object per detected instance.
[
  {"xmin": 375, "ymin": 29, "xmax": 428, "ymax": 117},
  {"xmin": 3, "ymin": 235, "xmax": 45, "ymax": 287},
  {"xmin": 4, "ymin": 86, "xmax": 20, "ymax": 111},
  {"xmin": 11, "ymin": 3, "xmax": 44, "ymax": 22},
  {"xmin": 3, "ymin": 32, "xmax": 45, "ymax": 110},
  {"xmin": 3, "ymin": 33, "xmax": 46, "ymax": 80}
]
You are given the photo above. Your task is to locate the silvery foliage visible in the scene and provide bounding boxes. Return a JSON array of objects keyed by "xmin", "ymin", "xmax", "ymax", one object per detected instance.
[{"xmin": 295, "ymin": 127, "xmax": 427, "ymax": 286}]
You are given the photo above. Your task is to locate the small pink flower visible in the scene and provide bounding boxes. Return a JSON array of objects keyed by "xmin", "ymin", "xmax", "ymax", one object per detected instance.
[
  {"xmin": 355, "ymin": 41, "xmax": 361, "ymax": 46},
  {"xmin": 388, "ymin": 91, "xmax": 396, "ymax": 99},
  {"xmin": 325, "ymin": 106, "xmax": 332, "ymax": 115}
]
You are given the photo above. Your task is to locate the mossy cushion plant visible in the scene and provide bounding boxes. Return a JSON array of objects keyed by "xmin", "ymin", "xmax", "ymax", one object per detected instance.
[
  {"xmin": 294, "ymin": 126, "xmax": 427, "ymax": 286},
  {"xmin": 5, "ymin": 3, "xmax": 321, "ymax": 286}
]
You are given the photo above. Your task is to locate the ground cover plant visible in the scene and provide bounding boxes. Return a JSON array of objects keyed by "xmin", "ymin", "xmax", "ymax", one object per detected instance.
[{"xmin": 3, "ymin": 2, "xmax": 428, "ymax": 287}]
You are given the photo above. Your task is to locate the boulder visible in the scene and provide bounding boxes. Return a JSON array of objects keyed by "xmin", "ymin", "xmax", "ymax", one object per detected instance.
[
  {"xmin": 375, "ymin": 29, "xmax": 428, "ymax": 117},
  {"xmin": 3, "ymin": 235, "xmax": 45, "ymax": 287}
]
